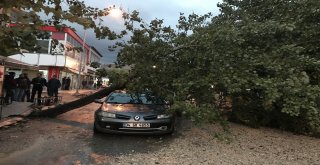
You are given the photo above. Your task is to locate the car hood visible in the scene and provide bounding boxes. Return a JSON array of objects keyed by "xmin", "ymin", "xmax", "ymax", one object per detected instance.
[{"xmin": 101, "ymin": 103, "xmax": 165, "ymax": 113}]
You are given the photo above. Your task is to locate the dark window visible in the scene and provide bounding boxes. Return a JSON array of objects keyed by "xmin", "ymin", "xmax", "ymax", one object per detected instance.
[
  {"xmin": 36, "ymin": 40, "xmax": 49, "ymax": 53},
  {"xmin": 106, "ymin": 93, "xmax": 164, "ymax": 105}
]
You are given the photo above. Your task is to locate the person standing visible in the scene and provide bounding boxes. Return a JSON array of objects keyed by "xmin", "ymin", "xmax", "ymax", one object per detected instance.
[
  {"xmin": 47, "ymin": 75, "xmax": 61, "ymax": 97},
  {"xmin": 30, "ymin": 73, "xmax": 47, "ymax": 104},
  {"xmin": 89, "ymin": 79, "xmax": 93, "ymax": 89},
  {"xmin": 97, "ymin": 79, "xmax": 102, "ymax": 89},
  {"xmin": 65, "ymin": 77, "xmax": 71, "ymax": 90},
  {"xmin": 23, "ymin": 73, "xmax": 31, "ymax": 102},
  {"xmin": 61, "ymin": 77, "xmax": 66, "ymax": 90},
  {"xmin": 16, "ymin": 74, "xmax": 28, "ymax": 102},
  {"xmin": 3, "ymin": 72, "xmax": 16, "ymax": 104}
]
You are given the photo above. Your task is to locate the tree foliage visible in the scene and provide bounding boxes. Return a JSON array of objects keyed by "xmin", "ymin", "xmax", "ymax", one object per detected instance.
[
  {"xmin": 95, "ymin": 68, "xmax": 108, "ymax": 79},
  {"xmin": 90, "ymin": 61, "xmax": 101, "ymax": 69},
  {"xmin": 116, "ymin": 0, "xmax": 320, "ymax": 136},
  {"xmin": 95, "ymin": 67, "xmax": 128, "ymax": 86},
  {"xmin": 2, "ymin": 0, "xmax": 320, "ymax": 136},
  {"xmin": 0, "ymin": 0, "xmax": 117, "ymax": 56}
]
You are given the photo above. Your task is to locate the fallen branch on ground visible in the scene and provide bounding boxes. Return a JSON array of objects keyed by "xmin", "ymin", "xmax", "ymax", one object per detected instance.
[{"xmin": 31, "ymin": 83, "xmax": 126, "ymax": 117}]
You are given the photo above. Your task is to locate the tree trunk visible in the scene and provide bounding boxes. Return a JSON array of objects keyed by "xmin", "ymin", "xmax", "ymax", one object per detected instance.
[{"xmin": 32, "ymin": 83, "xmax": 126, "ymax": 117}]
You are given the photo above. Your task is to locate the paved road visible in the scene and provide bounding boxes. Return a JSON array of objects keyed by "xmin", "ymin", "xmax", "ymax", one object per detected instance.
[
  {"xmin": 0, "ymin": 102, "xmax": 176, "ymax": 165},
  {"xmin": 1, "ymin": 100, "xmax": 319, "ymax": 164}
]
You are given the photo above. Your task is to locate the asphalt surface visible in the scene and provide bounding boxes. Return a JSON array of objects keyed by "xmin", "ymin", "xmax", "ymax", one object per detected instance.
[
  {"xmin": 0, "ymin": 92, "xmax": 319, "ymax": 164},
  {"xmin": 0, "ymin": 102, "xmax": 177, "ymax": 165}
]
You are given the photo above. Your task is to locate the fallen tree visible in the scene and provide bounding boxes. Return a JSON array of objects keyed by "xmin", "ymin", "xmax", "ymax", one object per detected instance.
[{"xmin": 32, "ymin": 82, "xmax": 126, "ymax": 117}]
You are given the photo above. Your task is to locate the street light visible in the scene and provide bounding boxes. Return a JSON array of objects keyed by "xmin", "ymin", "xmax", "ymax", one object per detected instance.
[
  {"xmin": 108, "ymin": 8, "xmax": 123, "ymax": 19},
  {"xmin": 75, "ymin": 29, "xmax": 87, "ymax": 95}
]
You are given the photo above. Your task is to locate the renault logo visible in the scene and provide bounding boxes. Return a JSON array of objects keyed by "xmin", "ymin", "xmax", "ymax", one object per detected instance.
[{"xmin": 134, "ymin": 116, "xmax": 140, "ymax": 121}]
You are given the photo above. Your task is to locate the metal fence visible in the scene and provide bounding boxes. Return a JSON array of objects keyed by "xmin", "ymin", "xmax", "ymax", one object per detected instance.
[{"xmin": 33, "ymin": 96, "xmax": 62, "ymax": 106}]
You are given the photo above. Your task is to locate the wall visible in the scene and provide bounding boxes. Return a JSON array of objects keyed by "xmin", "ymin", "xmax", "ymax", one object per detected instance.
[{"xmin": 9, "ymin": 53, "xmax": 66, "ymax": 66}]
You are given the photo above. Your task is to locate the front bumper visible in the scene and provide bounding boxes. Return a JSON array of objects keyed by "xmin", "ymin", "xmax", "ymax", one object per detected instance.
[{"xmin": 94, "ymin": 116, "xmax": 174, "ymax": 135}]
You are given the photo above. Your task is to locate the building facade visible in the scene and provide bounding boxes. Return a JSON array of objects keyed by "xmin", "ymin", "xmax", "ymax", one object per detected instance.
[{"xmin": 9, "ymin": 26, "xmax": 102, "ymax": 89}]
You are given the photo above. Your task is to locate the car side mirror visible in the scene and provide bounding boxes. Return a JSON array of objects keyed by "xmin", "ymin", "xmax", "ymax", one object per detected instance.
[{"xmin": 94, "ymin": 99, "xmax": 104, "ymax": 104}]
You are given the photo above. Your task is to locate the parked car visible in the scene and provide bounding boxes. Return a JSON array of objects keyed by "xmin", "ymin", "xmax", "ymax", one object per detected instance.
[{"xmin": 93, "ymin": 91, "xmax": 175, "ymax": 134}]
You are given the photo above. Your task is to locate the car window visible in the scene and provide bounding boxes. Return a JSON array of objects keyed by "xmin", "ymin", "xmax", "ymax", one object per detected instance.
[{"xmin": 106, "ymin": 93, "xmax": 164, "ymax": 105}]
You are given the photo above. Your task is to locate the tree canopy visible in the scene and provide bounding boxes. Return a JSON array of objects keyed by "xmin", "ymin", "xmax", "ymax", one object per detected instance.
[
  {"xmin": 2, "ymin": 0, "xmax": 320, "ymax": 136},
  {"xmin": 0, "ymin": 0, "xmax": 117, "ymax": 56},
  {"xmin": 116, "ymin": 0, "xmax": 320, "ymax": 136}
]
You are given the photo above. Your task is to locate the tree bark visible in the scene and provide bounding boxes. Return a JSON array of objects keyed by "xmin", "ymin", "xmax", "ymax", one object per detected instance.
[{"xmin": 32, "ymin": 83, "xmax": 126, "ymax": 117}]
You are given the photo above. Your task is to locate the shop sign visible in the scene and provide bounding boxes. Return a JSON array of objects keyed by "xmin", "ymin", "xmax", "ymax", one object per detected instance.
[{"xmin": 48, "ymin": 67, "xmax": 60, "ymax": 79}]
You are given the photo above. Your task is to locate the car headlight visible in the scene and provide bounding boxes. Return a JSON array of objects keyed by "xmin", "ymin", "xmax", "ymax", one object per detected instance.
[
  {"xmin": 157, "ymin": 114, "xmax": 172, "ymax": 119},
  {"xmin": 99, "ymin": 111, "xmax": 116, "ymax": 118}
]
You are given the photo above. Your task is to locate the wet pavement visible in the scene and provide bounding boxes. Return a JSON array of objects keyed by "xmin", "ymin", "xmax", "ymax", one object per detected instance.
[
  {"xmin": 2, "ymin": 90, "xmax": 318, "ymax": 164},
  {"xmin": 1, "ymin": 102, "xmax": 320, "ymax": 164},
  {"xmin": 0, "ymin": 102, "xmax": 176, "ymax": 165}
]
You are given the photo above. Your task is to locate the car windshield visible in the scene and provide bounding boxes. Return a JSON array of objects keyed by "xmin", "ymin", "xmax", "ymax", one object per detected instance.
[{"xmin": 106, "ymin": 92, "xmax": 164, "ymax": 105}]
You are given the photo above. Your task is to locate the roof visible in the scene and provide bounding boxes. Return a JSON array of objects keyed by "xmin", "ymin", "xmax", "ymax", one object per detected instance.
[
  {"xmin": 90, "ymin": 46, "xmax": 103, "ymax": 57},
  {"xmin": 0, "ymin": 56, "xmax": 38, "ymax": 70},
  {"xmin": 8, "ymin": 24, "xmax": 91, "ymax": 51},
  {"xmin": 40, "ymin": 26, "xmax": 91, "ymax": 51}
]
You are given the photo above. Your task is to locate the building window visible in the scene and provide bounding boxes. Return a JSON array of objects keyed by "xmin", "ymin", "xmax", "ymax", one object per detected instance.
[
  {"xmin": 50, "ymin": 39, "xmax": 65, "ymax": 55},
  {"xmin": 67, "ymin": 35, "xmax": 72, "ymax": 43},
  {"xmin": 65, "ymin": 42, "xmax": 75, "ymax": 58},
  {"xmin": 36, "ymin": 40, "xmax": 50, "ymax": 53}
]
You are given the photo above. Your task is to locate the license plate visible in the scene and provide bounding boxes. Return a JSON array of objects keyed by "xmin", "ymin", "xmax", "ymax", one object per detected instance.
[{"xmin": 123, "ymin": 123, "xmax": 150, "ymax": 128}]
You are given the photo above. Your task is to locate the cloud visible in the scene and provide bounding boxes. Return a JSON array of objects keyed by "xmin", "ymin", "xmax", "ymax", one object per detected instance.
[{"xmin": 79, "ymin": 0, "xmax": 222, "ymax": 64}]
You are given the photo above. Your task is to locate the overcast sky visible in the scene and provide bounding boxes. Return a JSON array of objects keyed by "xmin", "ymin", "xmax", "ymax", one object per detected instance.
[{"xmin": 75, "ymin": 0, "xmax": 223, "ymax": 64}]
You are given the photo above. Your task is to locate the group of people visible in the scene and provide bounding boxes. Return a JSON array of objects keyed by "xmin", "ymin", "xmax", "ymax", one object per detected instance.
[
  {"xmin": 3, "ymin": 72, "xmax": 30, "ymax": 103},
  {"xmin": 61, "ymin": 77, "xmax": 71, "ymax": 90},
  {"xmin": 3, "ymin": 72, "xmax": 62, "ymax": 104}
]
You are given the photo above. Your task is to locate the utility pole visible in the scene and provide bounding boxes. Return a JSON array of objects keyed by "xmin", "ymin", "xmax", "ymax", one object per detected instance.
[{"xmin": 75, "ymin": 30, "xmax": 87, "ymax": 95}]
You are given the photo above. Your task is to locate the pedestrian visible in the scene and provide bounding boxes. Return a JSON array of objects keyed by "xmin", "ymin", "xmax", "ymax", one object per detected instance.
[
  {"xmin": 15, "ymin": 74, "xmax": 28, "ymax": 102},
  {"xmin": 47, "ymin": 75, "xmax": 61, "ymax": 97},
  {"xmin": 65, "ymin": 77, "xmax": 71, "ymax": 90},
  {"xmin": 62, "ymin": 77, "xmax": 66, "ymax": 90},
  {"xmin": 97, "ymin": 80, "xmax": 102, "ymax": 89},
  {"xmin": 3, "ymin": 72, "xmax": 16, "ymax": 104},
  {"xmin": 89, "ymin": 80, "xmax": 93, "ymax": 89},
  {"xmin": 82, "ymin": 80, "xmax": 88, "ymax": 89},
  {"xmin": 23, "ymin": 73, "xmax": 31, "ymax": 102},
  {"xmin": 30, "ymin": 73, "xmax": 47, "ymax": 104}
]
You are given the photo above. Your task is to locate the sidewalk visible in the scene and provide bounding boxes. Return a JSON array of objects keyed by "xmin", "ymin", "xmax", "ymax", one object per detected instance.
[
  {"xmin": 0, "ymin": 102, "xmax": 33, "ymax": 128},
  {"xmin": 0, "ymin": 89, "xmax": 97, "ymax": 129}
]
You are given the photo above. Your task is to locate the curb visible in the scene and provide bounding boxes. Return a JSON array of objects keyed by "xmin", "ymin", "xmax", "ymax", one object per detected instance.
[
  {"xmin": 0, "ymin": 89, "xmax": 97, "ymax": 129},
  {"xmin": 0, "ymin": 108, "xmax": 34, "ymax": 129}
]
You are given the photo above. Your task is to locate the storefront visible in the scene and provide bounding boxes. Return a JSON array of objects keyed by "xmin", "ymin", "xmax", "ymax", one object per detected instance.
[
  {"xmin": 1, "ymin": 56, "xmax": 39, "ymax": 78},
  {"xmin": 0, "ymin": 56, "xmax": 39, "ymax": 96}
]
